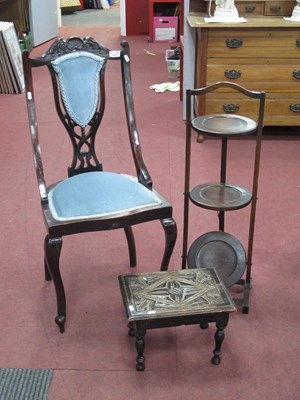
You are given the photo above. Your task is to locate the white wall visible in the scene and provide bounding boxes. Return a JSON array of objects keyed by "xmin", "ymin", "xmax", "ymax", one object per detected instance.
[
  {"xmin": 120, "ymin": 0, "xmax": 126, "ymax": 36},
  {"xmin": 183, "ymin": 1, "xmax": 196, "ymax": 119},
  {"xmin": 29, "ymin": 0, "xmax": 58, "ymax": 46}
]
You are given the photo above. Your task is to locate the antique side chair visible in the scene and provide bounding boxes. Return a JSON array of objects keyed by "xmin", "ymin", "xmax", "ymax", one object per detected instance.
[{"xmin": 22, "ymin": 37, "xmax": 177, "ymax": 333}]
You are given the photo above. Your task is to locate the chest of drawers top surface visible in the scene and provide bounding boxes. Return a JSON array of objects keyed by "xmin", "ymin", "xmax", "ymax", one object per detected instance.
[
  {"xmin": 202, "ymin": 0, "xmax": 295, "ymax": 16},
  {"xmin": 187, "ymin": 14, "xmax": 300, "ymax": 28}
]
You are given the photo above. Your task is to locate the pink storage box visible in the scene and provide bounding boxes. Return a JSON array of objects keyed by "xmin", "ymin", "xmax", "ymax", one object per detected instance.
[{"xmin": 153, "ymin": 16, "xmax": 178, "ymax": 43}]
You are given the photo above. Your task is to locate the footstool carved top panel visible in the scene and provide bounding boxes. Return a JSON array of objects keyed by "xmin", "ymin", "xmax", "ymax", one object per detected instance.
[{"xmin": 119, "ymin": 268, "xmax": 236, "ymax": 321}]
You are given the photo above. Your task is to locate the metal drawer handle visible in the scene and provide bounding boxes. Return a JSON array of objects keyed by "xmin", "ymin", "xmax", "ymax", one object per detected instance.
[
  {"xmin": 289, "ymin": 104, "xmax": 300, "ymax": 112},
  {"xmin": 270, "ymin": 6, "xmax": 281, "ymax": 14},
  {"xmin": 224, "ymin": 69, "xmax": 241, "ymax": 79},
  {"xmin": 296, "ymin": 38, "xmax": 300, "ymax": 48},
  {"xmin": 293, "ymin": 70, "xmax": 300, "ymax": 79},
  {"xmin": 223, "ymin": 104, "xmax": 240, "ymax": 113},
  {"xmin": 226, "ymin": 38, "xmax": 243, "ymax": 48},
  {"xmin": 224, "ymin": 69, "xmax": 242, "ymax": 79},
  {"xmin": 245, "ymin": 5, "xmax": 255, "ymax": 12}
]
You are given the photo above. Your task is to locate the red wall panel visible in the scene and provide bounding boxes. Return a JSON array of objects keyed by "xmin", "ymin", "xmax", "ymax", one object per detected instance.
[{"xmin": 126, "ymin": 0, "xmax": 149, "ymax": 35}]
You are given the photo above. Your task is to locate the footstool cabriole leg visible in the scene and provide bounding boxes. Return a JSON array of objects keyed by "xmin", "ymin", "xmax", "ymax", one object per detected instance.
[
  {"xmin": 200, "ymin": 317, "xmax": 209, "ymax": 330},
  {"xmin": 134, "ymin": 322, "xmax": 147, "ymax": 371},
  {"xmin": 211, "ymin": 313, "xmax": 229, "ymax": 365},
  {"xmin": 128, "ymin": 322, "xmax": 134, "ymax": 337}
]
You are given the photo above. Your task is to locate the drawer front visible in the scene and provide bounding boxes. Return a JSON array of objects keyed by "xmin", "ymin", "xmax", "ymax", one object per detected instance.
[
  {"xmin": 204, "ymin": 95, "xmax": 260, "ymax": 118},
  {"xmin": 237, "ymin": 2, "xmax": 264, "ymax": 15},
  {"xmin": 204, "ymin": 93, "xmax": 300, "ymax": 126},
  {"xmin": 266, "ymin": 95, "xmax": 300, "ymax": 125},
  {"xmin": 207, "ymin": 29, "xmax": 300, "ymax": 58},
  {"xmin": 264, "ymin": 1, "xmax": 295, "ymax": 16},
  {"xmin": 206, "ymin": 59, "xmax": 300, "ymax": 92},
  {"xmin": 206, "ymin": 1, "xmax": 264, "ymax": 15},
  {"xmin": 204, "ymin": 1, "xmax": 294, "ymax": 16}
]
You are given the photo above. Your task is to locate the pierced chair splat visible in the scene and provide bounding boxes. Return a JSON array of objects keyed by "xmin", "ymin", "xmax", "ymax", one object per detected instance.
[{"xmin": 22, "ymin": 37, "xmax": 177, "ymax": 333}]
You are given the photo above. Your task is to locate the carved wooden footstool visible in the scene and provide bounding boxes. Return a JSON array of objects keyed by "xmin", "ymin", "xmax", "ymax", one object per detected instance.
[{"xmin": 118, "ymin": 268, "xmax": 236, "ymax": 371}]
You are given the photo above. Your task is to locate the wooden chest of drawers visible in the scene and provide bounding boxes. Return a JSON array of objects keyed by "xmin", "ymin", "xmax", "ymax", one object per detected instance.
[
  {"xmin": 189, "ymin": 15, "xmax": 300, "ymax": 126},
  {"xmin": 204, "ymin": 0, "xmax": 295, "ymax": 16}
]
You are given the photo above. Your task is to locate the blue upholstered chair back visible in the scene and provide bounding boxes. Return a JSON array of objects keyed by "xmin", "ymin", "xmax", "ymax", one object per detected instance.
[
  {"xmin": 52, "ymin": 52, "xmax": 106, "ymax": 128},
  {"xmin": 23, "ymin": 37, "xmax": 153, "ymax": 186}
]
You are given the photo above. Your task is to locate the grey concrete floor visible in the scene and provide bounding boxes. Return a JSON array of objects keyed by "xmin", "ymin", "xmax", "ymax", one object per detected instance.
[{"xmin": 62, "ymin": 5, "xmax": 120, "ymax": 26}]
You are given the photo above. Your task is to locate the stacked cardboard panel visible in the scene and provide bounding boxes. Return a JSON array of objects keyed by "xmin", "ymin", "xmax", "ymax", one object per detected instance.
[{"xmin": 0, "ymin": 21, "xmax": 25, "ymax": 94}]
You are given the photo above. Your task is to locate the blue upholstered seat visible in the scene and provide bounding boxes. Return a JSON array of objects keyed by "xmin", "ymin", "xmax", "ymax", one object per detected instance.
[{"xmin": 48, "ymin": 172, "xmax": 162, "ymax": 221}]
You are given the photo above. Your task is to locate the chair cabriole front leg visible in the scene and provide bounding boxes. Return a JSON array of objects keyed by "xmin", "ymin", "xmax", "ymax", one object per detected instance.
[{"xmin": 44, "ymin": 235, "xmax": 66, "ymax": 333}]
